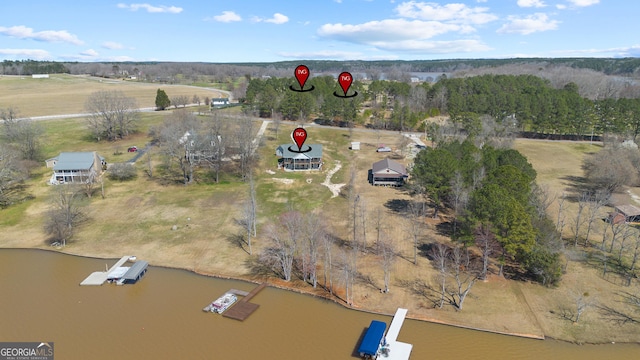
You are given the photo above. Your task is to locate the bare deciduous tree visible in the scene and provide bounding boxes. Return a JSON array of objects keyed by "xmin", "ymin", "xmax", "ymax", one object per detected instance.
[
  {"xmin": 156, "ymin": 109, "xmax": 198, "ymax": 184},
  {"xmin": 378, "ymin": 229, "xmax": 396, "ymax": 293},
  {"xmin": 584, "ymin": 190, "xmax": 609, "ymax": 247},
  {"xmin": 44, "ymin": 185, "xmax": 87, "ymax": 246},
  {"xmin": 242, "ymin": 173, "xmax": 258, "ymax": 255},
  {"xmin": 406, "ymin": 200, "xmax": 425, "ymax": 264},
  {"xmin": 0, "ymin": 145, "xmax": 26, "ymax": 207},
  {"xmin": 301, "ymin": 211, "xmax": 325, "ymax": 288},
  {"xmin": 170, "ymin": 95, "xmax": 190, "ymax": 108},
  {"xmin": 572, "ymin": 192, "xmax": 589, "ymax": 246},
  {"xmin": 234, "ymin": 116, "xmax": 255, "ymax": 181},
  {"xmin": 86, "ymin": 90, "xmax": 139, "ymax": 141},
  {"xmin": 260, "ymin": 211, "xmax": 301, "ymax": 281},
  {"xmin": 430, "ymin": 243, "xmax": 449, "ymax": 309},
  {"xmin": 449, "ymin": 245, "xmax": 478, "ymax": 310},
  {"xmin": 322, "ymin": 232, "xmax": 334, "ymax": 294},
  {"xmin": 571, "ymin": 290, "xmax": 595, "ymax": 323},
  {"xmin": 2, "ymin": 108, "xmax": 43, "ymax": 161},
  {"xmin": 474, "ymin": 224, "xmax": 500, "ymax": 280}
]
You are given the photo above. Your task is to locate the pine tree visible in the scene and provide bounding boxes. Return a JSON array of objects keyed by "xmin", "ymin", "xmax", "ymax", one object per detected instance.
[{"xmin": 155, "ymin": 89, "xmax": 171, "ymax": 110}]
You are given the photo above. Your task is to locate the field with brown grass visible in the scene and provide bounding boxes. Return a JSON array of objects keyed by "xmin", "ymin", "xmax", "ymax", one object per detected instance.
[
  {"xmin": 1, "ymin": 78, "xmax": 639, "ymax": 344},
  {"xmin": 0, "ymin": 74, "xmax": 225, "ymax": 118}
]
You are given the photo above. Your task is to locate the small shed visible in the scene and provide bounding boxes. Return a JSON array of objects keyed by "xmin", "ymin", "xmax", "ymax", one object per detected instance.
[
  {"xmin": 351, "ymin": 142, "xmax": 360, "ymax": 150},
  {"xmin": 613, "ymin": 204, "xmax": 640, "ymax": 223},
  {"xmin": 371, "ymin": 158, "xmax": 408, "ymax": 186}
]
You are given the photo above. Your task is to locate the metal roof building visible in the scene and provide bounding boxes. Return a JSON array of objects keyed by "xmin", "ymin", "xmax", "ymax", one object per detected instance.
[
  {"xmin": 275, "ymin": 144, "xmax": 323, "ymax": 171},
  {"xmin": 122, "ymin": 260, "xmax": 148, "ymax": 284}
]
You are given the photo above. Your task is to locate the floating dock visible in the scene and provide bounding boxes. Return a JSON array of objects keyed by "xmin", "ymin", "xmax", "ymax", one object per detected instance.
[
  {"xmin": 356, "ymin": 308, "xmax": 413, "ymax": 359},
  {"xmin": 80, "ymin": 256, "xmax": 144, "ymax": 286},
  {"xmin": 380, "ymin": 308, "xmax": 413, "ymax": 360},
  {"xmin": 222, "ymin": 283, "xmax": 267, "ymax": 321}
]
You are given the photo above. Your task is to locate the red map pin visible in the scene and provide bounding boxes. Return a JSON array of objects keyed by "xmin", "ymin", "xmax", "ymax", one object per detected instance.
[
  {"xmin": 295, "ymin": 65, "xmax": 310, "ymax": 90},
  {"xmin": 338, "ymin": 72, "xmax": 353, "ymax": 96},
  {"xmin": 292, "ymin": 127, "xmax": 307, "ymax": 151}
]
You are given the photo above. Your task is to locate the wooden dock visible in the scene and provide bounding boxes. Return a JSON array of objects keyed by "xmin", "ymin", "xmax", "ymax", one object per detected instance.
[{"xmin": 223, "ymin": 283, "xmax": 267, "ymax": 321}]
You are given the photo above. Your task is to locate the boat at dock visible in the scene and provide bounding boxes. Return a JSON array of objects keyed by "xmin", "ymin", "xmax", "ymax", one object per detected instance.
[{"xmin": 203, "ymin": 293, "xmax": 238, "ymax": 314}]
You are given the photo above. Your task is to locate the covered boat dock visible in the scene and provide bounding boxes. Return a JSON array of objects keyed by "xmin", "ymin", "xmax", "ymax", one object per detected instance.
[
  {"xmin": 358, "ymin": 320, "xmax": 387, "ymax": 359},
  {"xmin": 120, "ymin": 260, "xmax": 148, "ymax": 284}
]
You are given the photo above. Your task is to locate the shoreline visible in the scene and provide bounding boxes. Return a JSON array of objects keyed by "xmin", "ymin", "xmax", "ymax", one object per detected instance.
[{"xmin": 4, "ymin": 246, "xmax": 624, "ymax": 345}]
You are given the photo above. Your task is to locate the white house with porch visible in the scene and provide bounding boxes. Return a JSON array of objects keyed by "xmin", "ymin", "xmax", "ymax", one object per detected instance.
[
  {"xmin": 276, "ymin": 144, "xmax": 323, "ymax": 171},
  {"xmin": 46, "ymin": 152, "xmax": 105, "ymax": 184}
]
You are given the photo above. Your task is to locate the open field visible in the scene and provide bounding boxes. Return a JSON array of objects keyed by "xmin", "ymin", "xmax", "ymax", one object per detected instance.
[
  {"xmin": 2, "ymin": 79, "xmax": 640, "ymax": 343},
  {"xmin": 0, "ymin": 74, "xmax": 226, "ymax": 118}
]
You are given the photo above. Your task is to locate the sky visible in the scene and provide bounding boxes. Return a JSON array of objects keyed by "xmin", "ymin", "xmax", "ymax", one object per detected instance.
[{"xmin": 0, "ymin": 0, "xmax": 638, "ymax": 63}]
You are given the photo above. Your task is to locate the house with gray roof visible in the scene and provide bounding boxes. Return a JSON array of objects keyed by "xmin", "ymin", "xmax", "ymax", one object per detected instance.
[
  {"xmin": 371, "ymin": 158, "xmax": 407, "ymax": 186},
  {"xmin": 46, "ymin": 151, "xmax": 105, "ymax": 184},
  {"xmin": 275, "ymin": 144, "xmax": 323, "ymax": 171}
]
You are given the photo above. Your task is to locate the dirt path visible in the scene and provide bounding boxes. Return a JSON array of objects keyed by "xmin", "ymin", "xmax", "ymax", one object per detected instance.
[{"xmin": 321, "ymin": 160, "xmax": 346, "ymax": 198}]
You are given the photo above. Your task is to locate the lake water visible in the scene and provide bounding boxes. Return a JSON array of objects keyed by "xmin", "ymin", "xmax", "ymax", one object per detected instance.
[{"xmin": 0, "ymin": 249, "xmax": 637, "ymax": 359}]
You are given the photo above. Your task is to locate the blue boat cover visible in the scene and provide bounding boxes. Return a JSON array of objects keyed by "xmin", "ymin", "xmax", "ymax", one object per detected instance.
[{"xmin": 358, "ymin": 320, "xmax": 386, "ymax": 356}]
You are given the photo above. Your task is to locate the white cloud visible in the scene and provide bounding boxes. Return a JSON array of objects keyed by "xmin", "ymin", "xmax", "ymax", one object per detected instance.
[
  {"xmin": 80, "ymin": 49, "xmax": 99, "ymax": 57},
  {"xmin": 567, "ymin": 0, "xmax": 599, "ymax": 7},
  {"xmin": 550, "ymin": 44, "xmax": 640, "ymax": 58},
  {"xmin": 253, "ymin": 13, "xmax": 289, "ymax": 24},
  {"xmin": 265, "ymin": 13, "xmax": 289, "ymax": 24},
  {"xmin": 556, "ymin": 4, "xmax": 567, "ymax": 9},
  {"xmin": 278, "ymin": 50, "xmax": 398, "ymax": 61},
  {"xmin": 0, "ymin": 25, "xmax": 83, "ymax": 45},
  {"xmin": 497, "ymin": 13, "xmax": 559, "ymax": 35},
  {"xmin": 517, "ymin": 0, "xmax": 546, "ymax": 7},
  {"xmin": 319, "ymin": 19, "xmax": 470, "ymax": 43},
  {"xmin": 278, "ymin": 50, "xmax": 362, "ymax": 59},
  {"xmin": 395, "ymin": 1, "xmax": 498, "ymax": 24},
  {"xmin": 211, "ymin": 11, "xmax": 242, "ymax": 23},
  {"xmin": 102, "ymin": 41, "xmax": 124, "ymax": 50},
  {"xmin": 0, "ymin": 48, "xmax": 51, "ymax": 59},
  {"xmin": 369, "ymin": 39, "xmax": 491, "ymax": 53},
  {"xmin": 117, "ymin": 3, "xmax": 183, "ymax": 13}
]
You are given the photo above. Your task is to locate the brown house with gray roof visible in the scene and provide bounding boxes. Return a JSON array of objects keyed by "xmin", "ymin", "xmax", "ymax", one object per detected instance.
[{"xmin": 371, "ymin": 158, "xmax": 408, "ymax": 186}]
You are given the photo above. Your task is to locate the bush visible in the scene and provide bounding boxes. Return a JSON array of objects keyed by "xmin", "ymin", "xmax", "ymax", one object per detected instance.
[{"xmin": 108, "ymin": 163, "xmax": 137, "ymax": 181}]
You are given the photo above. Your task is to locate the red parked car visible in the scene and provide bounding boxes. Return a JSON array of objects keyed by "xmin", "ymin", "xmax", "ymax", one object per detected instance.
[{"xmin": 128, "ymin": 146, "xmax": 138, "ymax": 152}]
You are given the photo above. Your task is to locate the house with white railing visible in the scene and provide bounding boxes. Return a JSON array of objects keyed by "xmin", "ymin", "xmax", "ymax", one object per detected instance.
[{"xmin": 46, "ymin": 152, "xmax": 105, "ymax": 184}]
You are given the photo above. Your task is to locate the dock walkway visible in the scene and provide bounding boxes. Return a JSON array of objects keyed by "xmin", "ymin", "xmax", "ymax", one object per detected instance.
[
  {"xmin": 80, "ymin": 256, "xmax": 132, "ymax": 286},
  {"xmin": 382, "ymin": 308, "xmax": 413, "ymax": 360},
  {"xmin": 223, "ymin": 283, "xmax": 267, "ymax": 321}
]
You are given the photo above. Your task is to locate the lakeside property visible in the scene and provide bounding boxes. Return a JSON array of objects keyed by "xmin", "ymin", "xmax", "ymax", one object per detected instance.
[{"xmin": 1, "ymin": 75, "xmax": 639, "ymax": 345}]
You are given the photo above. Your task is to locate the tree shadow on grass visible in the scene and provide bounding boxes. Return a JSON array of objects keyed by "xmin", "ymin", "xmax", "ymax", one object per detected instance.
[
  {"xmin": 559, "ymin": 175, "xmax": 595, "ymax": 202},
  {"xmin": 244, "ymin": 256, "xmax": 275, "ymax": 278},
  {"xmin": 397, "ymin": 279, "xmax": 441, "ymax": 309},
  {"xmin": 226, "ymin": 232, "xmax": 250, "ymax": 255},
  {"xmin": 435, "ymin": 221, "xmax": 454, "ymax": 237},
  {"xmin": 356, "ymin": 272, "xmax": 380, "ymax": 292},
  {"xmin": 383, "ymin": 199, "xmax": 410, "ymax": 214}
]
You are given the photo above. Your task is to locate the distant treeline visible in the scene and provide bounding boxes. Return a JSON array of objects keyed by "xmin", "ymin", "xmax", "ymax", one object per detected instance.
[
  {"xmin": 1, "ymin": 60, "xmax": 69, "ymax": 75},
  {"xmin": 2, "ymin": 58, "xmax": 640, "ymax": 78},
  {"xmin": 216, "ymin": 58, "xmax": 640, "ymax": 76}
]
